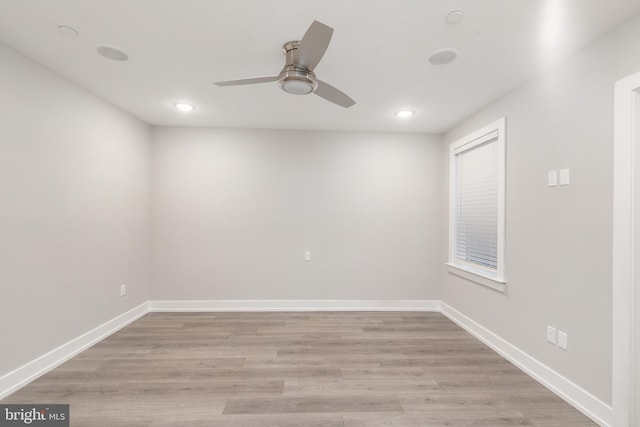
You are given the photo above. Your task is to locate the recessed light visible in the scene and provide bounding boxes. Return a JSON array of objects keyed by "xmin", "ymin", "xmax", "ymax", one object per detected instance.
[
  {"xmin": 396, "ymin": 110, "xmax": 414, "ymax": 119},
  {"xmin": 428, "ymin": 48, "xmax": 458, "ymax": 65},
  {"xmin": 445, "ymin": 11, "xmax": 464, "ymax": 24},
  {"xmin": 96, "ymin": 44, "xmax": 129, "ymax": 61},
  {"xmin": 58, "ymin": 26, "xmax": 78, "ymax": 37},
  {"xmin": 173, "ymin": 103, "xmax": 195, "ymax": 112}
]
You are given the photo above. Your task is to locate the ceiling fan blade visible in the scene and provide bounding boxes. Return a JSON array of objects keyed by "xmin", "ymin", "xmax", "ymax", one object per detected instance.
[
  {"xmin": 314, "ymin": 80, "xmax": 356, "ymax": 108},
  {"xmin": 295, "ymin": 20, "xmax": 334, "ymax": 71},
  {"xmin": 214, "ymin": 76, "xmax": 278, "ymax": 87}
]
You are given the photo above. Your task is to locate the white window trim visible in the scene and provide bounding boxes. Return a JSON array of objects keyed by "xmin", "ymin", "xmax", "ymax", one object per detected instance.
[{"xmin": 447, "ymin": 117, "xmax": 506, "ymax": 292}]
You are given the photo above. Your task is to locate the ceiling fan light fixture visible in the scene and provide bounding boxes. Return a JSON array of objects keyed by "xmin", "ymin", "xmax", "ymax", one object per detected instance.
[
  {"xmin": 278, "ymin": 67, "xmax": 318, "ymax": 95},
  {"xmin": 281, "ymin": 78, "xmax": 315, "ymax": 95},
  {"xmin": 215, "ymin": 20, "xmax": 354, "ymax": 108}
]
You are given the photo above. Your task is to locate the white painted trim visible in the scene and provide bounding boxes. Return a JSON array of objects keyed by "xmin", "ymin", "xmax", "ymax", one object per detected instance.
[
  {"xmin": 0, "ymin": 302, "xmax": 149, "ymax": 400},
  {"xmin": 440, "ymin": 302, "xmax": 612, "ymax": 427},
  {"xmin": 448, "ymin": 116, "xmax": 507, "ymax": 285},
  {"xmin": 445, "ymin": 263, "xmax": 506, "ymax": 293},
  {"xmin": 613, "ymin": 70, "xmax": 640, "ymax": 427},
  {"xmin": 0, "ymin": 297, "xmax": 618, "ymax": 427},
  {"xmin": 149, "ymin": 299, "xmax": 441, "ymax": 312}
]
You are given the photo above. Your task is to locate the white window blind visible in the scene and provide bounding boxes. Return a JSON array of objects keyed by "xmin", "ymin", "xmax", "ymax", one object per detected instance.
[
  {"xmin": 448, "ymin": 117, "xmax": 505, "ymax": 291},
  {"xmin": 454, "ymin": 132, "xmax": 498, "ymax": 273}
]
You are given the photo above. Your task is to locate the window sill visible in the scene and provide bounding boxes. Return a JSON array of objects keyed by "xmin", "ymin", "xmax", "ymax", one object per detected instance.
[{"xmin": 445, "ymin": 263, "xmax": 506, "ymax": 293}]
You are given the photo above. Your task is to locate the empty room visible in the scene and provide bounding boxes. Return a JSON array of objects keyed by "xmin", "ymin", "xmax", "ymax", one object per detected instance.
[{"xmin": 1, "ymin": 1, "xmax": 640, "ymax": 426}]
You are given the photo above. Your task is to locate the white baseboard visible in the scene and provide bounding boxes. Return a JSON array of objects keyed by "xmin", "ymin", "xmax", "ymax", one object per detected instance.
[
  {"xmin": 440, "ymin": 302, "xmax": 612, "ymax": 427},
  {"xmin": 149, "ymin": 299, "xmax": 441, "ymax": 312},
  {"xmin": 0, "ymin": 298, "xmax": 614, "ymax": 427},
  {"xmin": 0, "ymin": 301, "xmax": 149, "ymax": 400}
]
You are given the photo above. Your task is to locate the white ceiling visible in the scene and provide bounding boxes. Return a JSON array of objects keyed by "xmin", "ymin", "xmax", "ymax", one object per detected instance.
[{"xmin": 1, "ymin": 0, "xmax": 639, "ymax": 133}]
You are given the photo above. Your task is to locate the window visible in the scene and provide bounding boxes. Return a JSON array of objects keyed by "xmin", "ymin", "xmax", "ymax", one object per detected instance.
[{"xmin": 447, "ymin": 117, "xmax": 506, "ymax": 292}]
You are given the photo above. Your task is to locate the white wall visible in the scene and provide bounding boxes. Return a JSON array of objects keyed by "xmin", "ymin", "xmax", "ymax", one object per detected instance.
[
  {"xmin": 150, "ymin": 127, "xmax": 443, "ymax": 301},
  {"xmin": 0, "ymin": 44, "xmax": 151, "ymax": 377},
  {"xmin": 442, "ymin": 15, "xmax": 640, "ymax": 405}
]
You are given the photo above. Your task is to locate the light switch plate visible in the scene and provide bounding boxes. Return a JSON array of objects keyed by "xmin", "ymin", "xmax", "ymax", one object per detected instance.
[
  {"xmin": 548, "ymin": 170, "xmax": 558, "ymax": 187},
  {"xmin": 546, "ymin": 326, "xmax": 556, "ymax": 344},
  {"xmin": 304, "ymin": 251, "xmax": 311, "ymax": 261},
  {"xmin": 557, "ymin": 331, "xmax": 568, "ymax": 350},
  {"xmin": 559, "ymin": 169, "xmax": 570, "ymax": 186}
]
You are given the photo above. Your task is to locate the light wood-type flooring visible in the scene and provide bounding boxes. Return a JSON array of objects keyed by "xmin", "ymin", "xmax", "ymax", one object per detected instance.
[{"xmin": 2, "ymin": 312, "xmax": 597, "ymax": 426}]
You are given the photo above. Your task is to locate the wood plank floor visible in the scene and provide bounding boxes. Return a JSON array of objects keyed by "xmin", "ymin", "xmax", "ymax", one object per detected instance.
[{"xmin": 2, "ymin": 312, "xmax": 597, "ymax": 426}]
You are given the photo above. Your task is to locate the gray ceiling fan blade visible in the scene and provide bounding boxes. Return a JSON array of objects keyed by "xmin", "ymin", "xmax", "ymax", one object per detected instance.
[
  {"xmin": 214, "ymin": 76, "xmax": 278, "ymax": 86},
  {"xmin": 314, "ymin": 80, "xmax": 356, "ymax": 108},
  {"xmin": 295, "ymin": 20, "xmax": 334, "ymax": 71}
]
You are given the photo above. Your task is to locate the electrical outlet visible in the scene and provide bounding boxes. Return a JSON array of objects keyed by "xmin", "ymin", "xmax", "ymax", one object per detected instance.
[
  {"xmin": 304, "ymin": 251, "xmax": 311, "ymax": 261},
  {"xmin": 557, "ymin": 331, "xmax": 568, "ymax": 350},
  {"xmin": 120, "ymin": 284, "xmax": 126, "ymax": 297},
  {"xmin": 546, "ymin": 326, "xmax": 556, "ymax": 344}
]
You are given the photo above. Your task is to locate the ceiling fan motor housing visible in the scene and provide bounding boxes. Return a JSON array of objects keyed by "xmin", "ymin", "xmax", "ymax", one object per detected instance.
[{"xmin": 278, "ymin": 41, "xmax": 318, "ymax": 95}]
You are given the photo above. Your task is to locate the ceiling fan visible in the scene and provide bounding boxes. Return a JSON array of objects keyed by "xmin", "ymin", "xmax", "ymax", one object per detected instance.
[{"xmin": 214, "ymin": 20, "xmax": 356, "ymax": 108}]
